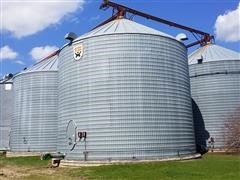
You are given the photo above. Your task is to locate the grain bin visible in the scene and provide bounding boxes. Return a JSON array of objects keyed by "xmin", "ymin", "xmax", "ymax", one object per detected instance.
[
  {"xmin": 189, "ymin": 44, "xmax": 240, "ymax": 149},
  {"xmin": 58, "ymin": 18, "xmax": 196, "ymax": 161},
  {"xmin": 10, "ymin": 51, "xmax": 59, "ymax": 152},
  {"xmin": 0, "ymin": 77, "xmax": 13, "ymax": 150}
]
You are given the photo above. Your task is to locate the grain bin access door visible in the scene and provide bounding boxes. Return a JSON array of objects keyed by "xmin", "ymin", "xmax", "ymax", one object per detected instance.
[{"xmin": 66, "ymin": 120, "xmax": 77, "ymax": 151}]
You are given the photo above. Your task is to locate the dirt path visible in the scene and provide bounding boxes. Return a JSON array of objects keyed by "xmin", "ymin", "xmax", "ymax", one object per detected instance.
[{"xmin": 0, "ymin": 165, "xmax": 73, "ymax": 180}]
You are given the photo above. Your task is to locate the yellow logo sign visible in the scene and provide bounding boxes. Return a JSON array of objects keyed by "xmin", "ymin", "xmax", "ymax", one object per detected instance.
[{"xmin": 73, "ymin": 44, "xmax": 83, "ymax": 60}]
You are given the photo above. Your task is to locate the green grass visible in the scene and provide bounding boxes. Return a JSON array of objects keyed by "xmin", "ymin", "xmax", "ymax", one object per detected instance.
[
  {"xmin": 0, "ymin": 154, "xmax": 239, "ymax": 180},
  {"xmin": 68, "ymin": 154, "xmax": 240, "ymax": 180},
  {"xmin": 0, "ymin": 156, "xmax": 49, "ymax": 167}
]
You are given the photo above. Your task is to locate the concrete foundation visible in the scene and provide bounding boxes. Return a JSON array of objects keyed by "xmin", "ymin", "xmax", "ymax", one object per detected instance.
[
  {"xmin": 6, "ymin": 152, "xmax": 42, "ymax": 157},
  {"xmin": 60, "ymin": 153, "xmax": 201, "ymax": 167}
]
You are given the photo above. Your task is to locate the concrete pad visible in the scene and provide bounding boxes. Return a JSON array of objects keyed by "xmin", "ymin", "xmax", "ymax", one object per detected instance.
[{"xmin": 60, "ymin": 153, "xmax": 201, "ymax": 167}]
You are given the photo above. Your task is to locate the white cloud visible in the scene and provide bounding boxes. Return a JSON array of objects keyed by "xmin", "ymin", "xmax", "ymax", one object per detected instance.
[
  {"xmin": 30, "ymin": 46, "xmax": 58, "ymax": 62},
  {"xmin": 0, "ymin": 45, "xmax": 18, "ymax": 60},
  {"xmin": 0, "ymin": 46, "xmax": 26, "ymax": 65},
  {"xmin": 1, "ymin": 0, "xmax": 85, "ymax": 38},
  {"xmin": 90, "ymin": 15, "xmax": 100, "ymax": 21},
  {"xmin": 15, "ymin": 60, "xmax": 25, "ymax": 65},
  {"xmin": 70, "ymin": 17, "xmax": 80, "ymax": 24},
  {"xmin": 214, "ymin": 3, "xmax": 240, "ymax": 42}
]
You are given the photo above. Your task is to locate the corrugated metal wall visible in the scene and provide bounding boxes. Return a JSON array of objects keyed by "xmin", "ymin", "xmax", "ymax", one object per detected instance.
[
  {"xmin": 10, "ymin": 71, "xmax": 58, "ymax": 152},
  {"xmin": 190, "ymin": 60, "xmax": 240, "ymax": 149},
  {"xmin": 0, "ymin": 82, "xmax": 13, "ymax": 150},
  {"xmin": 57, "ymin": 34, "xmax": 196, "ymax": 160}
]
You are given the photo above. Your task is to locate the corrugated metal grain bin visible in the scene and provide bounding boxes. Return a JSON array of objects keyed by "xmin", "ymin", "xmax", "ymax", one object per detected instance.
[
  {"xmin": 10, "ymin": 52, "xmax": 59, "ymax": 152},
  {"xmin": 0, "ymin": 78, "xmax": 13, "ymax": 150},
  {"xmin": 58, "ymin": 18, "xmax": 196, "ymax": 160},
  {"xmin": 189, "ymin": 44, "xmax": 240, "ymax": 149}
]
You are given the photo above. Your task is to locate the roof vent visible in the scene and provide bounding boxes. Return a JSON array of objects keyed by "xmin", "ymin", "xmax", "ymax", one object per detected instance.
[
  {"xmin": 65, "ymin": 32, "xmax": 77, "ymax": 42},
  {"xmin": 3, "ymin": 73, "xmax": 13, "ymax": 80},
  {"xmin": 197, "ymin": 56, "xmax": 203, "ymax": 64},
  {"xmin": 176, "ymin": 33, "xmax": 188, "ymax": 41},
  {"xmin": 7, "ymin": 73, "xmax": 13, "ymax": 79}
]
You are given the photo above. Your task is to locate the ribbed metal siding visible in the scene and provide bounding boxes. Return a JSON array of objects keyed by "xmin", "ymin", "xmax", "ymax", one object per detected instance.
[
  {"xmin": 190, "ymin": 60, "xmax": 240, "ymax": 149},
  {"xmin": 58, "ymin": 34, "xmax": 196, "ymax": 160},
  {"xmin": 0, "ymin": 83, "xmax": 13, "ymax": 150},
  {"xmin": 10, "ymin": 72, "xmax": 58, "ymax": 152}
]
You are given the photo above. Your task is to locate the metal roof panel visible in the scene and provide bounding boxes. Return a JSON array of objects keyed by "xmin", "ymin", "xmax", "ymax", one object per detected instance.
[
  {"xmin": 189, "ymin": 44, "xmax": 240, "ymax": 65},
  {"xmin": 74, "ymin": 18, "xmax": 175, "ymax": 41},
  {"xmin": 18, "ymin": 51, "xmax": 59, "ymax": 76}
]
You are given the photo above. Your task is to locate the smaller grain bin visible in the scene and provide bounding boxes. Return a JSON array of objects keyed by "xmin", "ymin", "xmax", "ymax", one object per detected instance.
[
  {"xmin": 0, "ymin": 76, "xmax": 13, "ymax": 150},
  {"xmin": 10, "ymin": 51, "xmax": 59, "ymax": 152},
  {"xmin": 189, "ymin": 44, "xmax": 240, "ymax": 150}
]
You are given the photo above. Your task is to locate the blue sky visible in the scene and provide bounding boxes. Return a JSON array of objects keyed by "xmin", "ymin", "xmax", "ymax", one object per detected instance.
[{"xmin": 0, "ymin": 0, "xmax": 239, "ymax": 77}]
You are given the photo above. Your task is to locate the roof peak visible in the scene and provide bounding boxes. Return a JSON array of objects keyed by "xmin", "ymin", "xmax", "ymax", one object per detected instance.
[
  {"xmin": 17, "ymin": 52, "xmax": 58, "ymax": 76},
  {"xmin": 188, "ymin": 44, "xmax": 240, "ymax": 65},
  {"xmin": 74, "ymin": 18, "xmax": 176, "ymax": 42}
]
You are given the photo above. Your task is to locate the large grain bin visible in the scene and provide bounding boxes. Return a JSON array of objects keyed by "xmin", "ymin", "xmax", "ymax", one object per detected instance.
[
  {"xmin": 58, "ymin": 18, "xmax": 196, "ymax": 161},
  {"xmin": 189, "ymin": 44, "xmax": 240, "ymax": 149},
  {"xmin": 0, "ymin": 77, "xmax": 13, "ymax": 150},
  {"xmin": 10, "ymin": 52, "xmax": 58, "ymax": 152}
]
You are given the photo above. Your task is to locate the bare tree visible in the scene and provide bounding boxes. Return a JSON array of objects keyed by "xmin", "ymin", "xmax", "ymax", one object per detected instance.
[{"xmin": 224, "ymin": 107, "xmax": 240, "ymax": 152}]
